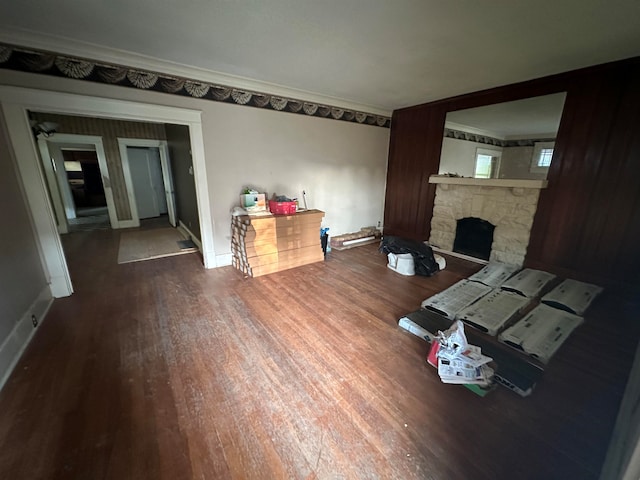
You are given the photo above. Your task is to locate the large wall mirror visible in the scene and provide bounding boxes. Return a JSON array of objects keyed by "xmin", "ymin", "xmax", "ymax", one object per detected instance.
[{"xmin": 438, "ymin": 92, "xmax": 567, "ymax": 179}]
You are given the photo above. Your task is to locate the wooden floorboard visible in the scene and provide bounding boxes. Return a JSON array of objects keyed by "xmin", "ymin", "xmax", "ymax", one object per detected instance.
[{"xmin": 0, "ymin": 229, "xmax": 637, "ymax": 479}]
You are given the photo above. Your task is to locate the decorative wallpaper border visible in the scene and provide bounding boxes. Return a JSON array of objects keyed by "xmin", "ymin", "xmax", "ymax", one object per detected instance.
[
  {"xmin": 444, "ymin": 127, "xmax": 554, "ymax": 147},
  {"xmin": 0, "ymin": 42, "xmax": 391, "ymax": 128}
]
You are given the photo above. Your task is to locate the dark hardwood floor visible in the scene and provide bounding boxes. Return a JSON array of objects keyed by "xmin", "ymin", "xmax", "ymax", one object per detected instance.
[{"xmin": 0, "ymin": 229, "xmax": 637, "ymax": 479}]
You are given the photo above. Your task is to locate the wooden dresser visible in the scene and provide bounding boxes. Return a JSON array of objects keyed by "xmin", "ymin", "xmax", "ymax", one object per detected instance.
[{"xmin": 231, "ymin": 209, "xmax": 325, "ymax": 277}]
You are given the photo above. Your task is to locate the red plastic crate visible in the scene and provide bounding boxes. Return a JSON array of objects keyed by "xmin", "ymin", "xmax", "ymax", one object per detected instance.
[{"xmin": 269, "ymin": 200, "xmax": 297, "ymax": 215}]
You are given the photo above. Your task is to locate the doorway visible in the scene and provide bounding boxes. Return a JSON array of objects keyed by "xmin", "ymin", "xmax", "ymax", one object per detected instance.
[
  {"xmin": 117, "ymin": 138, "xmax": 200, "ymax": 265},
  {"xmin": 37, "ymin": 134, "xmax": 119, "ymax": 234},
  {"xmin": 63, "ymin": 149, "xmax": 110, "ymax": 232},
  {"xmin": 1, "ymin": 86, "xmax": 216, "ymax": 297},
  {"xmin": 127, "ymin": 147, "xmax": 167, "ymax": 221},
  {"xmin": 118, "ymin": 138, "xmax": 177, "ymax": 228}
]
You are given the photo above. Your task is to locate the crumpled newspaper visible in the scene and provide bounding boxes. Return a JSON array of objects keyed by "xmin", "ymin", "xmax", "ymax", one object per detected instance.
[
  {"xmin": 436, "ymin": 320, "xmax": 468, "ymax": 360},
  {"xmin": 431, "ymin": 320, "xmax": 494, "ymax": 386}
]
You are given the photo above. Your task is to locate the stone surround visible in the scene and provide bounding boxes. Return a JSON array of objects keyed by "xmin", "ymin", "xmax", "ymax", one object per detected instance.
[{"xmin": 428, "ymin": 176, "xmax": 547, "ymax": 265}]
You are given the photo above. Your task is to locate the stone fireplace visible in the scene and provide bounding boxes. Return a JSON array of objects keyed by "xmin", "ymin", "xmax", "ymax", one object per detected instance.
[{"xmin": 428, "ymin": 176, "xmax": 548, "ymax": 265}]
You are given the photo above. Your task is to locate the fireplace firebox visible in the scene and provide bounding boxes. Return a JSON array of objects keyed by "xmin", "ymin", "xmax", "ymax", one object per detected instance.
[{"xmin": 453, "ymin": 217, "xmax": 495, "ymax": 260}]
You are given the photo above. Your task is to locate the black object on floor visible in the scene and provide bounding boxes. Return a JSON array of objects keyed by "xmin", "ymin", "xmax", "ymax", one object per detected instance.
[{"xmin": 380, "ymin": 235, "xmax": 439, "ymax": 276}]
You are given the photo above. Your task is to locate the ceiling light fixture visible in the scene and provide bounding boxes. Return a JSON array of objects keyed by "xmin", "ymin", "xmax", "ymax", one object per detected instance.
[{"xmin": 30, "ymin": 120, "xmax": 59, "ymax": 137}]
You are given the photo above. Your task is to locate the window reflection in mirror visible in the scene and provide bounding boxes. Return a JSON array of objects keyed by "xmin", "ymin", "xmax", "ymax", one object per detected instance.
[{"xmin": 438, "ymin": 92, "xmax": 566, "ymax": 180}]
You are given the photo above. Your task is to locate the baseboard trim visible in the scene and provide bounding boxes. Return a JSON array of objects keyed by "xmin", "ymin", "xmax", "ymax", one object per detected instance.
[
  {"xmin": 178, "ymin": 221, "xmax": 202, "ymax": 250},
  {"xmin": 216, "ymin": 253, "xmax": 233, "ymax": 267},
  {"xmin": 431, "ymin": 247, "xmax": 489, "ymax": 265},
  {"xmin": 116, "ymin": 219, "xmax": 139, "ymax": 229},
  {"xmin": 49, "ymin": 273, "xmax": 73, "ymax": 298},
  {"xmin": 0, "ymin": 287, "xmax": 53, "ymax": 391}
]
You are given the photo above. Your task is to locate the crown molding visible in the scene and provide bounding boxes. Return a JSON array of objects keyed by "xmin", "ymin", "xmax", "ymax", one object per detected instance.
[
  {"xmin": 444, "ymin": 121, "xmax": 555, "ymax": 147},
  {"xmin": 445, "ymin": 121, "xmax": 505, "ymax": 141},
  {"xmin": 0, "ymin": 27, "xmax": 391, "ymax": 117},
  {"xmin": 504, "ymin": 132, "xmax": 557, "ymax": 141}
]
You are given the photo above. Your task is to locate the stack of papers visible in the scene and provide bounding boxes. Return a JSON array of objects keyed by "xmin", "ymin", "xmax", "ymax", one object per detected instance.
[
  {"xmin": 501, "ymin": 268, "xmax": 556, "ymax": 297},
  {"xmin": 541, "ymin": 278, "xmax": 603, "ymax": 315},
  {"xmin": 499, "ymin": 304, "xmax": 583, "ymax": 363},
  {"xmin": 456, "ymin": 289, "xmax": 531, "ymax": 336},
  {"xmin": 397, "ymin": 309, "xmax": 544, "ymax": 396},
  {"xmin": 421, "ymin": 280, "xmax": 492, "ymax": 318},
  {"xmin": 468, "ymin": 263, "xmax": 521, "ymax": 288},
  {"xmin": 437, "ymin": 344, "xmax": 494, "ymax": 385},
  {"xmin": 428, "ymin": 320, "xmax": 495, "ymax": 387}
]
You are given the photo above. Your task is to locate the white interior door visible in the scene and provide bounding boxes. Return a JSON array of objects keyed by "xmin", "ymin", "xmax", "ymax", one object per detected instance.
[
  {"xmin": 127, "ymin": 147, "xmax": 162, "ymax": 220},
  {"xmin": 120, "ymin": 140, "xmax": 177, "ymax": 227},
  {"xmin": 147, "ymin": 148, "xmax": 168, "ymax": 215}
]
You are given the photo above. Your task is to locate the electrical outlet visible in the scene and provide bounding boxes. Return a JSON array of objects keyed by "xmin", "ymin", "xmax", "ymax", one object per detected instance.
[
  {"xmin": 31, "ymin": 315, "xmax": 38, "ymax": 328},
  {"xmin": 377, "ymin": 220, "xmax": 381, "ymax": 228}
]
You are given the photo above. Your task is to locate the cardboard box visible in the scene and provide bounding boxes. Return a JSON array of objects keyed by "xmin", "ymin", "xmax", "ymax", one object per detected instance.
[{"xmin": 240, "ymin": 193, "xmax": 266, "ymax": 212}]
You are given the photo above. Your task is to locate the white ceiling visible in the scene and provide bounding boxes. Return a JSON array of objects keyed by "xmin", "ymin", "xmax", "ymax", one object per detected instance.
[
  {"xmin": 446, "ymin": 92, "xmax": 567, "ymax": 139},
  {"xmin": 1, "ymin": 0, "xmax": 639, "ymax": 114}
]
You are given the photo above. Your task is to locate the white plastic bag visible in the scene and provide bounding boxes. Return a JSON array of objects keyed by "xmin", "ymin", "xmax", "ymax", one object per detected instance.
[{"xmin": 436, "ymin": 320, "xmax": 468, "ymax": 360}]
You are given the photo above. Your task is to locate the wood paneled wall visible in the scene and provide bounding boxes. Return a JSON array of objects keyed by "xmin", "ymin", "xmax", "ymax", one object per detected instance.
[
  {"xmin": 384, "ymin": 57, "xmax": 640, "ymax": 289},
  {"xmin": 30, "ymin": 112, "xmax": 166, "ymax": 221},
  {"xmin": 165, "ymin": 123, "xmax": 200, "ymax": 240},
  {"xmin": 383, "ymin": 105, "xmax": 446, "ymax": 240}
]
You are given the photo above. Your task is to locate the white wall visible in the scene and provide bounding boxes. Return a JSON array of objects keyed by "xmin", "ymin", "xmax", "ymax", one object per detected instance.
[
  {"xmin": 499, "ymin": 146, "xmax": 547, "ymax": 180},
  {"xmin": 206, "ymin": 102, "xmax": 389, "ymax": 253},
  {"xmin": 0, "ymin": 69, "xmax": 390, "ymax": 262},
  {"xmin": 439, "ymin": 137, "xmax": 501, "ymax": 178},
  {"xmin": 0, "ymin": 107, "xmax": 47, "ymax": 335},
  {"xmin": 0, "ymin": 108, "xmax": 51, "ymax": 389}
]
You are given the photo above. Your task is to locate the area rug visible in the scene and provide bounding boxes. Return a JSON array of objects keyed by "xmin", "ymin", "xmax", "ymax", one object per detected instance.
[{"xmin": 117, "ymin": 227, "xmax": 198, "ymax": 264}]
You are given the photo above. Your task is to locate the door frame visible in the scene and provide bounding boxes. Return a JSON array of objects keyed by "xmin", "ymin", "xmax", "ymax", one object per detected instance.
[
  {"xmin": 47, "ymin": 143, "xmax": 80, "ymax": 221},
  {"xmin": 36, "ymin": 136, "xmax": 70, "ymax": 234},
  {"xmin": 38, "ymin": 134, "xmax": 122, "ymax": 231},
  {"xmin": 0, "ymin": 86, "xmax": 216, "ymax": 298},
  {"xmin": 117, "ymin": 138, "xmax": 177, "ymax": 228},
  {"xmin": 599, "ymin": 341, "xmax": 640, "ymax": 480}
]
